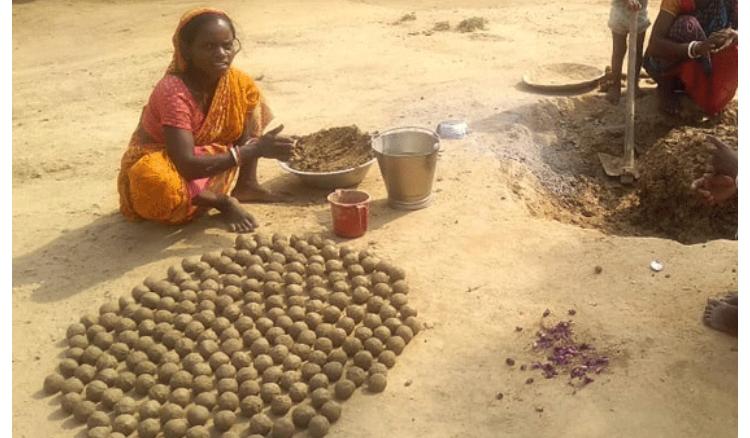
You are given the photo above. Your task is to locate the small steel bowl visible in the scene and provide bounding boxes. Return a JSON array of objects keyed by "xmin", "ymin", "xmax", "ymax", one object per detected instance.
[{"xmin": 278, "ymin": 158, "xmax": 377, "ymax": 190}]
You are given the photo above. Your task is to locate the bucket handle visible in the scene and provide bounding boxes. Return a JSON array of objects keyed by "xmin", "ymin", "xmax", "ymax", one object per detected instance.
[{"xmin": 356, "ymin": 204, "xmax": 369, "ymax": 231}]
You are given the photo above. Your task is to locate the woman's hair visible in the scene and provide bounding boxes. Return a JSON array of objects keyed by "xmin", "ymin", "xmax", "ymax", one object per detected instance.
[{"xmin": 179, "ymin": 12, "xmax": 236, "ymax": 46}]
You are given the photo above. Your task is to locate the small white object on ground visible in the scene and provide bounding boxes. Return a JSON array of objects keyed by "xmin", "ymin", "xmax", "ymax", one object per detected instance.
[
  {"xmin": 650, "ymin": 260, "xmax": 664, "ymax": 272},
  {"xmin": 436, "ymin": 120, "xmax": 468, "ymax": 139}
]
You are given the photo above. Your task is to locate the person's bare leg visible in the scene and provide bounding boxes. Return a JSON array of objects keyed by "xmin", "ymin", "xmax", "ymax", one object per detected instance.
[
  {"xmin": 193, "ymin": 191, "xmax": 258, "ymax": 233},
  {"xmin": 231, "ymin": 156, "xmax": 289, "ymax": 203},
  {"xmin": 607, "ymin": 32, "xmax": 627, "ymax": 104},
  {"xmin": 635, "ymin": 31, "xmax": 647, "ymax": 97},
  {"xmin": 703, "ymin": 297, "xmax": 738, "ymax": 336}
]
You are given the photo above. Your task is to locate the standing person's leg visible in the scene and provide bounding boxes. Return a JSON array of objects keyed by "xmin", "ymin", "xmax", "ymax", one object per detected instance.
[
  {"xmin": 608, "ymin": 32, "xmax": 628, "ymax": 104},
  {"xmin": 635, "ymin": 31, "xmax": 647, "ymax": 96}
]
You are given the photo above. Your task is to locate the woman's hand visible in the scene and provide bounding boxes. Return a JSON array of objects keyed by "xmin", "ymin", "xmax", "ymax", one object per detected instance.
[
  {"xmin": 625, "ymin": 0, "xmax": 642, "ymax": 11},
  {"xmin": 692, "ymin": 40, "xmax": 716, "ymax": 57},
  {"xmin": 238, "ymin": 124, "xmax": 295, "ymax": 162},
  {"xmin": 705, "ymin": 135, "xmax": 738, "ymax": 179},
  {"xmin": 708, "ymin": 28, "xmax": 738, "ymax": 53}
]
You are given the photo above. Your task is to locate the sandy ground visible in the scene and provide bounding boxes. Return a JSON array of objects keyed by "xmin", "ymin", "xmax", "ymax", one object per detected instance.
[{"xmin": 12, "ymin": 1, "xmax": 738, "ymax": 437}]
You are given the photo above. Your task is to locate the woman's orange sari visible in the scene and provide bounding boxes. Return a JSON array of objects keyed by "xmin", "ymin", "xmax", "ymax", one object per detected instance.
[{"xmin": 117, "ymin": 8, "xmax": 271, "ymax": 224}]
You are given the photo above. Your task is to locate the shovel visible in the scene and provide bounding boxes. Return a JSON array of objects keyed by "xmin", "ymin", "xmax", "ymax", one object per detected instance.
[{"xmin": 599, "ymin": 9, "xmax": 639, "ymax": 184}]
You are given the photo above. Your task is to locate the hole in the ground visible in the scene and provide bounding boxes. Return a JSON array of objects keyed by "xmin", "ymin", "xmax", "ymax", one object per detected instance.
[{"xmin": 477, "ymin": 94, "xmax": 737, "ymax": 244}]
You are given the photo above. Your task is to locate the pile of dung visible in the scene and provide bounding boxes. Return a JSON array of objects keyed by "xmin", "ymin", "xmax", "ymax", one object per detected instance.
[
  {"xmin": 288, "ymin": 126, "xmax": 374, "ymax": 173},
  {"xmin": 42, "ymin": 233, "xmax": 420, "ymax": 438},
  {"xmin": 456, "ymin": 17, "xmax": 488, "ymax": 33}
]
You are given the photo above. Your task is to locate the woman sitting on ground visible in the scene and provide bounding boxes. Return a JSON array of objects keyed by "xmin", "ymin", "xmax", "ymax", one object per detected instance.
[
  {"xmin": 643, "ymin": 0, "xmax": 737, "ymax": 115},
  {"xmin": 118, "ymin": 8, "xmax": 294, "ymax": 233}
]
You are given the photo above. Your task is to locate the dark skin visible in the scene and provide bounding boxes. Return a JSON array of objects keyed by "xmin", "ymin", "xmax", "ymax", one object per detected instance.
[
  {"xmin": 163, "ymin": 17, "xmax": 294, "ymax": 233},
  {"xmin": 606, "ymin": 0, "xmax": 647, "ymax": 104},
  {"xmin": 645, "ymin": 4, "xmax": 738, "ymax": 114}
]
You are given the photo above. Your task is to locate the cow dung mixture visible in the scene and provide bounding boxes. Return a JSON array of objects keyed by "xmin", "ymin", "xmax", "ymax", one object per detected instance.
[
  {"xmin": 42, "ymin": 233, "xmax": 420, "ymax": 437},
  {"xmin": 288, "ymin": 126, "xmax": 374, "ymax": 173},
  {"xmin": 498, "ymin": 95, "xmax": 737, "ymax": 244}
]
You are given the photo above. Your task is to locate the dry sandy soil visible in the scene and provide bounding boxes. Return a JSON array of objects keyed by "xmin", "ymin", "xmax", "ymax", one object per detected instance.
[{"xmin": 12, "ymin": 1, "xmax": 737, "ymax": 437}]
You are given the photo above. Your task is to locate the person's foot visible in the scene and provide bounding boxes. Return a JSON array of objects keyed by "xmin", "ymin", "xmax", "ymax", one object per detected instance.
[
  {"xmin": 635, "ymin": 85, "xmax": 647, "ymax": 98},
  {"xmin": 606, "ymin": 83, "xmax": 621, "ymax": 104},
  {"xmin": 218, "ymin": 196, "xmax": 258, "ymax": 233},
  {"xmin": 657, "ymin": 85, "xmax": 680, "ymax": 116},
  {"xmin": 703, "ymin": 297, "xmax": 738, "ymax": 336},
  {"xmin": 721, "ymin": 293, "xmax": 738, "ymax": 306},
  {"xmin": 231, "ymin": 183, "xmax": 290, "ymax": 203}
]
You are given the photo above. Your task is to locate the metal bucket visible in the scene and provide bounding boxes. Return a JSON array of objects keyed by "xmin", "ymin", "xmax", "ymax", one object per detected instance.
[{"xmin": 371, "ymin": 127, "xmax": 440, "ymax": 209}]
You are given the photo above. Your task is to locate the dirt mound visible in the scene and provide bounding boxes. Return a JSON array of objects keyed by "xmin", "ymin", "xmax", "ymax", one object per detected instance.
[
  {"xmin": 489, "ymin": 95, "xmax": 737, "ymax": 243},
  {"xmin": 289, "ymin": 126, "xmax": 374, "ymax": 173}
]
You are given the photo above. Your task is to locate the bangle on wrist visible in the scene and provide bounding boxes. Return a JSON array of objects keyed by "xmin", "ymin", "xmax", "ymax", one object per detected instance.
[
  {"xmin": 229, "ymin": 146, "xmax": 239, "ymax": 166},
  {"xmin": 687, "ymin": 41, "xmax": 700, "ymax": 59}
]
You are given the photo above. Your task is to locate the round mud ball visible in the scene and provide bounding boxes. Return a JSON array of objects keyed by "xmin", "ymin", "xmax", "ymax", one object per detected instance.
[
  {"xmin": 195, "ymin": 328, "xmax": 218, "ymax": 344},
  {"xmin": 184, "ymin": 321, "xmax": 206, "ymax": 341},
  {"xmin": 115, "ymin": 371, "xmax": 137, "ymax": 392},
  {"xmin": 160, "ymin": 402, "xmax": 185, "ymax": 423},
  {"xmin": 270, "ymin": 394, "xmax": 292, "ymax": 416},
  {"xmin": 231, "ymin": 351, "xmax": 252, "ymax": 369},
  {"xmin": 354, "ymin": 326, "xmax": 373, "ymax": 343},
  {"xmin": 240, "ymin": 395, "xmax": 264, "ymax": 418},
  {"xmin": 378, "ymin": 348, "xmax": 397, "ymax": 367},
  {"xmin": 291, "ymin": 343, "xmax": 312, "ymax": 361},
  {"xmin": 353, "ymin": 351, "xmax": 374, "ymax": 370},
  {"xmin": 371, "ymin": 271, "xmax": 390, "ymax": 284},
  {"xmin": 114, "ymin": 396, "xmax": 137, "ymax": 416},
  {"xmin": 364, "ymin": 337, "xmax": 385, "ymax": 356},
  {"xmin": 134, "ymin": 335, "xmax": 157, "ymax": 353},
  {"xmin": 320, "ymin": 400, "xmax": 342, "ymax": 423},
  {"xmin": 392, "ymin": 279, "xmax": 409, "ymax": 295},
  {"xmin": 323, "ymin": 361, "xmax": 344, "ymax": 382},
  {"xmin": 390, "ymin": 293, "xmax": 408, "ymax": 310},
  {"xmin": 137, "ymin": 418, "xmax": 161, "ymax": 438},
  {"xmin": 194, "ymin": 391, "xmax": 217, "ymax": 411},
  {"xmin": 163, "ymin": 418, "xmax": 189, "ymax": 438},
  {"xmin": 149, "ymin": 383, "xmax": 170, "ymax": 404},
  {"xmin": 174, "ymin": 338, "xmax": 195, "ymax": 358},
  {"xmin": 96, "ymin": 368, "xmax": 118, "ymax": 387},
  {"xmin": 209, "ymin": 351, "xmax": 231, "ymax": 370},
  {"xmin": 271, "ymin": 418, "xmax": 296, "ymax": 438},
  {"xmin": 186, "ymin": 405, "xmax": 210, "ymax": 426},
  {"xmin": 306, "ymin": 299, "xmax": 326, "ymax": 314},
  {"xmin": 304, "ymin": 312, "xmax": 323, "ymax": 331},
  {"xmin": 328, "ymin": 328, "xmax": 347, "ymax": 348},
  {"xmin": 238, "ymin": 379, "xmax": 260, "ymax": 398},
  {"xmin": 65, "ymin": 347, "xmax": 84, "ymax": 363},
  {"xmin": 139, "ymin": 400, "xmax": 162, "ymax": 419},
  {"xmin": 87, "ymin": 411, "xmax": 110, "ymax": 429},
  {"xmin": 308, "ymin": 415, "xmax": 331, "ymax": 438},
  {"xmin": 215, "ymin": 364, "xmax": 237, "ymax": 380},
  {"xmin": 60, "ymin": 392, "xmax": 82, "ymax": 414},
  {"xmin": 100, "ymin": 387, "xmax": 124, "ymax": 409},
  {"xmin": 322, "ymin": 306, "xmax": 342, "ymax": 324},
  {"xmin": 310, "ymin": 387, "xmax": 332, "ymax": 409},
  {"xmin": 400, "ymin": 304, "xmax": 418, "ymax": 319},
  {"xmin": 331, "ymin": 281, "xmax": 349, "ymax": 294},
  {"xmin": 221, "ymin": 338, "xmax": 243, "ymax": 356},
  {"xmin": 250, "ymin": 337, "xmax": 271, "ymax": 357},
  {"xmin": 67, "ymin": 322, "xmax": 87, "ymax": 340},
  {"xmin": 182, "ymin": 352, "xmax": 204, "ymax": 371},
  {"xmin": 342, "ymin": 337, "xmax": 364, "ymax": 357},
  {"xmin": 248, "ymin": 412, "xmax": 273, "ymax": 435},
  {"xmin": 44, "ymin": 373, "xmax": 65, "ymax": 395},
  {"xmin": 287, "ymin": 306, "xmax": 306, "ymax": 323},
  {"xmin": 186, "ymin": 425, "xmax": 210, "ymax": 438},
  {"xmin": 197, "ymin": 340, "xmax": 219, "ymax": 360},
  {"xmin": 282, "ymin": 353, "xmax": 301, "ymax": 371},
  {"xmin": 72, "ymin": 399, "xmax": 96, "ymax": 423},
  {"xmin": 87, "ymin": 427, "xmax": 111, "ymax": 438},
  {"xmin": 170, "ymin": 387, "xmax": 192, "ymax": 407},
  {"xmin": 68, "ymin": 334, "xmax": 89, "ymax": 350},
  {"xmin": 394, "ymin": 325, "xmax": 414, "ymax": 343},
  {"xmin": 308, "ymin": 350, "xmax": 327, "ymax": 367},
  {"xmin": 328, "ymin": 272, "xmax": 347, "ymax": 284},
  {"xmin": 108, "ymin": 342, "xmax": 130, "ymax": 361},
  {"xmin": 327, "ymin": 349, "xmax": 348, "ymax": 365},
  {"xmin": 265, "ymin": 327, "xmax": 286, "ymax": 344},
  {"xmin": 280, "ymin": 370, "xmax": 302, "ymax": 390},
  {"xmin": 301, "ymin": 364, "xmax": 322, "ymax": 383},
  {"xmin": 84, "ymin": 380, "xmax": 107, "ymax": 402},
  {"xmin": 236, "ymin": 366, "xmax": 258, "ymax": 383},
  {"xmin": 386, "ymin": 336, "xmax": 407, "ymax": 355},
  {"xmin": 345, "ymin": 366, "xmax": 367, "ymax": 387},
  {"xmin": 372, "ymin": 283, "xmax": 392, "ymax": 299},
  {"xmin": 325, "ymin": 260, "xmax": 344, "ymax": 273},
  {"xmin": 321, "ymin": 245, "xmax": 339, "ymax": 260},
  {"xmin": 59, "ymin": 358, "xmax": 78, "ymax": 378},
  {"xmin": 346, "ymin": 305, "xmax": 366, "ymax": 324},
  {"xmin": 217, "ymin": 391, "xmax": 240, "ymax": 412},
  {"xmin": 404, "ymin": 316, "xmax": 422, "ymax": 335},
  {"xmin": 62, "ymin": 377, "xmax": 85, "ymax": 394},
  {"xmin": 260, "ymin": 382, "xmax": 281, "ymax": 403},
  {"xmin": 137, "ymin": 320, "xmax": 156, "ymax": 337},
  {"xmin": 367, "ymin": 373, "xmax": 387, "ymax": 393},
  {"xmin": 81, "ymin": 345, "xmax": 104, "ymax": 366},
  {"xmin": 297, "ymin": 329, "xmax": 317, "ymax": 347},
  {"xmin": 291, "ymin": 404, "xmax": 316, "ymax": 428},
  {"xmin": 379, "ymin": 304, "xmax": 398, "ymax": 321},
  {"xmin": 308, "ymin": 373, "xmax": 330, "ymax": 392},
  {"xmin": 222, "ymin": 304, "xmax": 241, "ymax": 322},
  {"xmin": 373, "ymin": 325, "xmax": 392, "ymax": 343},
  {"xmin": 335, "ymin": 316, "xmax": 356, "ymax": 334},
  {"xmin": 341, "ymin": 253, "xmax": 358, "ymax": 267},
  {"xmin": 306, "ymin": 275, "xmax": 325, "ymax": 288},
  {"xmin": 112, "ymin": 414, "xmax": 137, "ymax": 435},
  {"xmin": 253, "ymin": 354, "xmax": 274, "ymax": 373},
  {"xmin": 233, "ymin": 315, "xmax": 254, "ymax": 333},
  {"xmin": 192, "ymin": 375, "xmax": 214, "ymax": 394},
  {"xmin": 366, "ymin": 296, "xmax": 385, "ymax": 315},
  {"xmin": 262, "ymin": 366, "xmax": 283, "ymax": 384},
  {"xmin": 269, "ymin": 345, "xmax": 290, "ymax": 365},
  {"xmin": 347, "ymin": 264, "xmax": 365, "ymax": 277},
  {"xmin": 289, "ymin": 381, "xmax": 308, "ymax": 403},
  {"xmin": 170, "ymin": 370, "xmax": 193, "ymax": 390},
  {"xmin": 314, "ymin": 337, "xmax": 334, "ymax": 354},
  {"xmin": 217, "ymin": 377, "xmax": 239, "ymax": 394}
]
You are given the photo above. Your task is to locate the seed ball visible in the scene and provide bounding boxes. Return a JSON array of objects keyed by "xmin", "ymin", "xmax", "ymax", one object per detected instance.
[
  {"xmin": 197, "ymin": 340, "xmax": 219, "ymax": 360},
  {"xmin": 114, "ymin": 396, "xmax": 137, "ymax": 416},
  {"xmin": 239, "ymin": 380, "xmax": 260, "ymax": 398},
  {"xmin": 248, "ymin": 413, "xmax": 273, "ymax": 435},
  {"xmin": 221, "ymin": 338, "xmax": 242, "ymax": 356},
  {"xmin": 282, "ymin": 353, "xmax": 302, "ymax": 371},
  {"xmin": 144, "ymin": 383, "xmax": 167, "ymax": 403},
  {"xmin": 250, "ymin": 338, "xmax": 271, "ymax": 357},
  {"xmin": 342, "ymin": 337, "xmax": 363, "ymax": 357},
  {"xmin": 331, "ymin": 281, "xmax": 349, "ymax": 294},
  {"xmin": 346, "ymin": 305, "xmax": 366, "ymax": 323},
  {"xmin": 354, "ymin": 350, "xmax": 375, "ymax": 370},
  {"xmin": 287, "ymin": 295, "xmax": 307, "ymax": 307},
  {"xmin": 230, "ymin": 352, "xmax": 251, "ymax": 369},
  {"xmin": 314, "ymin": 337, "xmax": 334, "ymax": 354},
  {"xmin": 87, "ymin": 411, "xmax": 110, "ymax": 429},
  {"xmin": 96, "ymin": 368, "xmax": 118, "ymax": 387},
  {"xmin": 112, "ymin": 414, "xmax": 137, "ymax": 435},
  {"xmin": 60, "ymin": 392, "xmax": 82, "ymax": 414},
  {"xmin": 81, "ymin": 345, "xmax": 104, "ymax": 366},
  {"xmin": 328, "ymin": 349, "xmax": 348, "ymax": 365},
  {"xmin": 99, "ymin": 387, "xmax": 124, "ymax": 409},
  {"xmin": 265, "ymin": 327, "xmax": 286, "ymax": 344},
  {"xmin": 327, "ymin": 293, "xmax": 348, "ymax": 311},
  {"xmin": 291, "ymin": 404, "xmax": 315, "ymax": 428},
  {"xmin": 195, "ymin": 329, "xmax": 218, "ymax": 344},
  {"xmin": 328, "ymin": 272, "xmax": 347, "ymax": 285},
  {"xmin": 83, "ymin": 380, "xmax": 107, "ymax": 402},
  {"xmin": 214, "ymin": 364, "xmax": 236, "ymax": 380},
  {"xmin": 291, "ymin": 343, "xmax": 312, "ymax": 360},
  {"xmin": 185, "ymin": 425, "xmax": 210, "ymax": 438},
  {"xmin": 160, "ymin": 402, "xmax": 185, "ymax": 423},
  {"xmin": 66, "ymin": 347, "xmax": 84, "ymax": 362},
  {"xmin": 326, "ymin": 328, "xmax": 346, "ymax": 348},
  {"xmin": 240, "ymin": 395, "xmax": 264, "ymax": 417},
  {"xmin": 59, "ymin": 359, "xmax": 78, "ymax": 378},
  {"xmin": 372, "ymin": 326, "xmax": 391, "ymax": 343},
  {"xmin": 270, "ymin": 417, "xmax": 295, "ymax": 438},
  {"xmin": 306, "ymin": 299, "xmax": 326, "ymax": 314},
  {"xmin": 68, "ymin": 334, "xmax": 89, "ymax": 350},
  {"xmin": 217, "ymin": 378, "xmax": 239, "ymax": 394},
  {"xmin": 365, "ymin": 337, "xmax": 385, "ymax": 356},
  {"xmin": 115, "ymin": 371, "xmax": 136, "ymax": 392},
  {"xmin": 368, "ymin": 373, "xmax": 388, "ymax": 393},
  {"xmin": 309, "ymin": 373, "xmax": 329, "ymax": 391},
  {"xmin": 253, "ymin": 354, "xmax": 273, "ymax": 373},
  {"xmin": 170, "ymin": 387, "xmax": 192, "ymax": 407},
  {"xmin": 182, "ymin": 352, "xmax": 204, "ymax": 371},
  {"xmin": 346, "ymin": 366, "xmax": 368, "ymax": 387},
  {"xmin": 310, "ymin": 387, "xmax": 332, "ymax": 409},
  {"xmin": 270, "ymin": 394, "xmax": 292, "ymax": 416},
  {"xmin": 77, "ymin": 364, "xmax": 100, "ymax": 384},
  {"xmin": 301, "ymin": 362, "xmax": 322, "ymax": 381},
  {"xmin": 385, "ymin": 335, "xmax": 407, "ymax": 355},
  {"xmin": 287, "ymin": 306, "xmax": 306, "ymax": 323},
  {"xmin": 137, "ymin": 418, "xmax": 161, "ymax": 438},
  {"xmin": 288, "ymin": 381, "xmax": 308, "ymax": 403},
  {"xmin": 164, "ymin": 418, "xmax": 189, "ymax": 438},
  {"xmin": 43, "ymin": 373, "xmax": 65, "ymax": 395},
  {"xmin": 304, "ymin": 312, "xmax": 323, "ymax": 331},
  {"xmin": 400, "ymin": 304, "xmax": 418, "ymax": 318},
  {"xmin": 172, "ymin": 338, "xmax": 193, "ymax": 358},
  {"xmin": 87, "ymin": 427, "xmax": 111, "ymax": 438},
  {"xmin": 262, "ymin": 366, "xmax": 283, "ymax": 384},
  {"xmin": 139, "ymin": 400, "xmax": 161, "ymax": 419},
  {"xmin": 217, "ymin": 391, "xmax": 240, "ymax": 412},
  {"xmin": 209, "ymin": 351, "xmax": 231, "ymax": 370},
  {"xmin": 194, "ymin": 391, "xmax": 217, "ymax": 410},
  {"xmin": 297, "ymin": 330, "xmax": 317, "ymax": 347},
  {"xmin": 236, "ymin": 366, "xmax": 259, "ymax": 383},
  {"xmin": 62, "ymin": 377, "xmax": 84, "ymax": 394},
  {"xmin": 72, "ymin": 399, "xmax": 96, "ymax": 422},
  {"xmin": 306, "ymin": 275, "xmax": 325, "ymax": 289},
  {"xmin": 288, "ymin": 322, "xmax": 308, "ymax": 340},
  {"xmin": 260, "ymin": 382, "xmax": 281, "ymax": 403},
  {"xmin": 189, "ymin": 375, "xmax": 212, "ymax": 394},
  {"xmin": 137, "ymin": 320, "xmax": 156, "ymax": 338},
  {"xmin": 308, "ymin": 415, "xmax": 331, "ymax": 438},
  {"xmin": 169, "ymin": 370, "xmax": 193, "ymax": 390},
  {"xmin": 354, "ymin": 326, "xmax": 373, "ymax": 343}
]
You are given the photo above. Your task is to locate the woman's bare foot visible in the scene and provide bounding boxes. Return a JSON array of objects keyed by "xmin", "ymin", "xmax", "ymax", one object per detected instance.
[
  {"xmin": 721, "ymin": 293, "xmax": 738, "ymax": 306},
  {"xmin": 657, "ymin": 84, "xmax": 680, "ymax": 116},
  {"xmin": 606, "ymin": 83, "xmax": 621, "ymax": 104},
  {"xmin": 218, "ymin": 196, "xmax": 258, "ymax": 233},
  {"xmin": 232, "ymin": 183, "xmax": 290, "ymax": 203},
  {"xmin": 703, "ymin": 297, "xmax": 738, "ymax": 336}
]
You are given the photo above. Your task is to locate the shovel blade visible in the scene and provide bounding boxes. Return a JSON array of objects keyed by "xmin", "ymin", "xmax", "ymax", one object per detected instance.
[{"xmin": 598, "ymin": 152, "xmax": 639, "ymax": 182}]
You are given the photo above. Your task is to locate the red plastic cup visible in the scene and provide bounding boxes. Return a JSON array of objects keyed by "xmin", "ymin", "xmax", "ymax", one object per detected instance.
[{"xmin": 327, "ymin": 189, "xmax": 371, "ymax": 238}]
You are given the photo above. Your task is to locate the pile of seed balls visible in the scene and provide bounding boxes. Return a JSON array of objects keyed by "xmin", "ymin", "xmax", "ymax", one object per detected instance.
[{"xmin": 42, "ymin": 233, "xmax": 420, "ymax": 438}]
